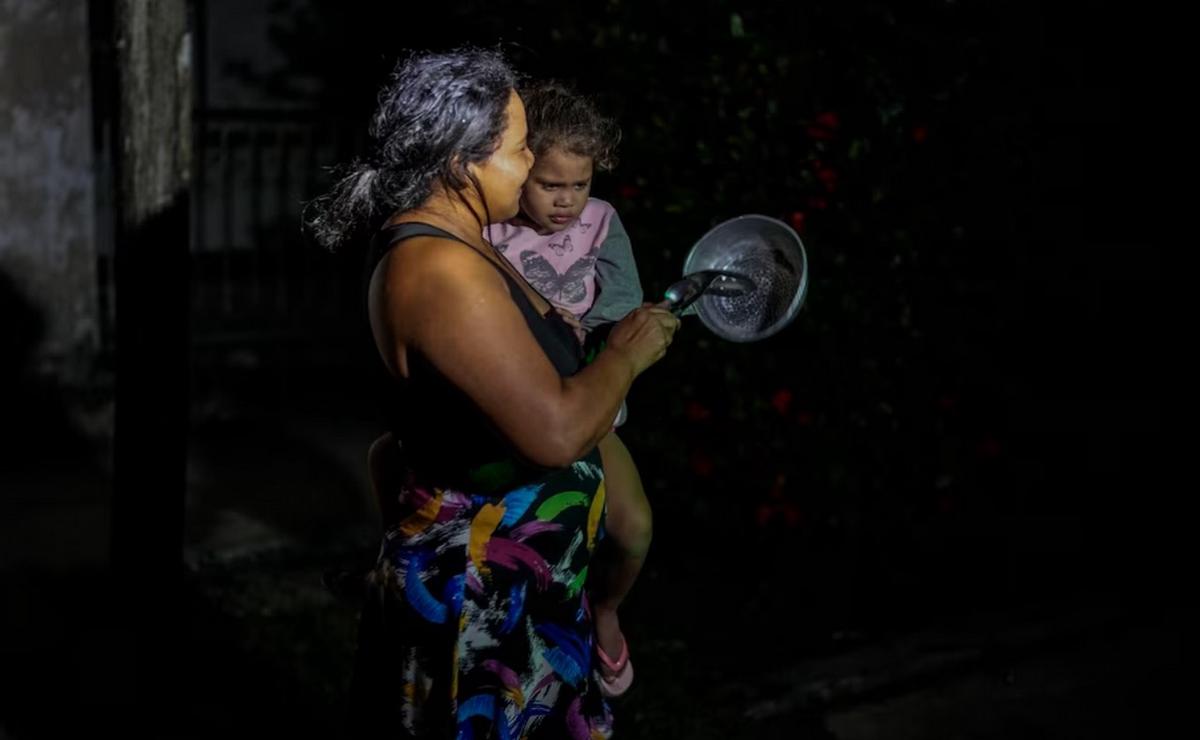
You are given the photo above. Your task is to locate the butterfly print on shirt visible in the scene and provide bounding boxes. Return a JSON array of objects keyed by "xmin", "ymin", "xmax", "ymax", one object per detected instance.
[
  {"xmin": 548, "ymin": 233, "xmax": 574, "ymax": 257},
  {"xmin": 519, "ymin": 251, "xmax": 595, "ymax": 305}
]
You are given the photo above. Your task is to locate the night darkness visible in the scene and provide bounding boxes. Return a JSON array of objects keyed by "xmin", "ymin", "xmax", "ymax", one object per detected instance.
[{"xmin": 0, "ymin": 1, "xmax": 1183, "ymax": 738}]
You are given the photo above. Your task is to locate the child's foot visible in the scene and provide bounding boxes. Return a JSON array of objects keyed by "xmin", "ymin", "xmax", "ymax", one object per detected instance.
[{"xmin": 593, "ymin": 608, "xmax": 634, "ymax": 698}]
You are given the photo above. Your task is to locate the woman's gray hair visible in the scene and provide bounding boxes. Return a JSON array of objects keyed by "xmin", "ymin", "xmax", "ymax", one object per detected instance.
[{"xmin": 305, "ymin": 47, "xmax": 518, "ymax": 250}]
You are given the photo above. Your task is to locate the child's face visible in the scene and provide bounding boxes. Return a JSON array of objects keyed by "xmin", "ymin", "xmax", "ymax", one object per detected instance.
[{"xmin": 519, "ymin": 147, "xmax": 594, "ymax": 234}]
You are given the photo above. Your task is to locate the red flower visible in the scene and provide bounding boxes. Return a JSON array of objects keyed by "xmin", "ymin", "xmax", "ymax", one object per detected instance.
[
  {"xmin": 936, "ymin": 394, "xmax": 957, "ymax": 412},
  {"xmin": 758, "ymin": 504, "xmax": 802, "ymax": 528},
  {"xmin": 912, "ymin": 125, "xmax": 928, "ymax": 144},
  {"xmin": 806, "ymin": 111, "xmax": 839, "ymax": 141},
  {"xmin": 795, "ymin": 410, "xmax": 814, "ymax": 426},
  {"xmin": 770, "ymin": 388, "xmax": 794, "ymax": 415},
  {"xmin": 816, "ymin": 167, "xmax": 839, "ymax": 192},
  {"xmin": 807, "ymin": 195, "xmax": 829, "ymax": 211},
  {"xmin": 755, "ymin": 503, "xmax": 802, "ymax": 528},
  {"xmin": 789, "ymin": 210, "xmax": 807, "ymax": 233},
  {"xmin": 690, "ymin": 452, "xmax": 715, "ymax": 477},
  {"xmin": 618, "ymin": 184, "xmax": 641, "ymax": 199},
  {"xmin": 814, "ymin": 111, "xmax": 840, "ymax": 130},
  {"xmin": 805, "ymin": 124, "xmax": 834, "ymax": 141},
  {"xmin": 978, "ymin": 437, "xmax": 1002, "ymax": 459},
  {"xmin": 685, "ymin": 400, "xmax": 712, "ymax": 422},
  {"xmin": 757, "ymin": 474, "xmax": 802, "ymax": 528}
]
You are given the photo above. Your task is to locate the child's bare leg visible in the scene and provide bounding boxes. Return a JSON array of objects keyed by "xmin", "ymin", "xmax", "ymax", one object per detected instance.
[
  {"xmin": 594, "ymin": 431, "xmax": 652, "ymax": 669},
  {"xmin": 325, "ymin": 432, "xmax": 400, "ymax": 601},
  {"xmin": 368, "ymin": 432, "xmax": 404, "ymax": 526}
]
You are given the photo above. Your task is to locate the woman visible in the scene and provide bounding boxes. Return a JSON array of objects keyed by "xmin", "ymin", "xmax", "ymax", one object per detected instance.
[{"xmin": 306, "ymin": 48, "xmax": 678, "ymax": 738}]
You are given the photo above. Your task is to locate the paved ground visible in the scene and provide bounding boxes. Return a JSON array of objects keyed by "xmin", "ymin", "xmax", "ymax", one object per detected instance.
[{"xmin": 2, "ymin": 385, "xmax": 1188, "ymax": 738}]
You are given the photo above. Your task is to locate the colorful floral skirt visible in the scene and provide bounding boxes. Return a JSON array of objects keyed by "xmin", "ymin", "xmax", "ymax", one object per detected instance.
[{"xmin": 349, "ymin": 449, "xmax": 614, "ymax": 739}]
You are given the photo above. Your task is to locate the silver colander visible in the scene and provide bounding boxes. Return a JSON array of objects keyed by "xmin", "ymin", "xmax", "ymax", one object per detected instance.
[{"xmin": 664, "ymin": 214, "xmax": 808, "ymax": 342}]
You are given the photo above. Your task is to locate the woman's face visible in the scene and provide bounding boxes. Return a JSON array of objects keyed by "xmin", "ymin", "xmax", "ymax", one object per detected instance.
[{"xmin": 469, "ymin": 90, "xmax": 535, "ymax": 223}]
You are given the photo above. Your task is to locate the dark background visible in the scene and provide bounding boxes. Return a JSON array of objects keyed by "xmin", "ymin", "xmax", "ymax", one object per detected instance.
[{"xmin": 1, "ymin": 1, "xmax": 1183, "ymax": 738}]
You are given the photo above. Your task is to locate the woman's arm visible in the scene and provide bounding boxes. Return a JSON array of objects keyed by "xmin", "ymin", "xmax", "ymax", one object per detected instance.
[{"xmin": 372, "ymin": 237, "xmax": 669, "ymax": 467}]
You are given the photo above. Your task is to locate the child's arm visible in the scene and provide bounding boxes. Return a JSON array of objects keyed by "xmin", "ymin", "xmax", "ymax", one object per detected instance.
[
  {"xmin": 581, "ymin": 210, "xmax": 644, "ymax": 330},
  {"xmin": 553, "ymin": 306, "xmax": 588, "ymax": 345}
]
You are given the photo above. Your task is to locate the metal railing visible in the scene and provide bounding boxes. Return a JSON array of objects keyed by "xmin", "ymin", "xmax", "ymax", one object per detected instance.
[{"xmin": 189, "ymin": 108, "xmax": 367, "ymax": 345}]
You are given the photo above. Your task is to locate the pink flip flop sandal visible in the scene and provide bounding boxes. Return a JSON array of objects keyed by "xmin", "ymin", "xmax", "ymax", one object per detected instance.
[{"xmin": 594, "ymin": 637, "xmax": 634, "ymax": 698}]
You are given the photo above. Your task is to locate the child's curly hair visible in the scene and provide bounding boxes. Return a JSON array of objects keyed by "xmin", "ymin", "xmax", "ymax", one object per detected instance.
[{"xmin": 520, "ymin": 81, "xmax": 621, "ymax": 172}]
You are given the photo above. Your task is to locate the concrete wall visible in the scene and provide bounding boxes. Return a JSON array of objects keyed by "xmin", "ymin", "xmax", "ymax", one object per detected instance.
[{"xmin": 0, "ymin": 0, "xmax": 98, "ymax": 383}]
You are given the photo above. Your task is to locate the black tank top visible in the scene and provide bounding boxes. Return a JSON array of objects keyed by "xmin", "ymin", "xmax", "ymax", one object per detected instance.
[{"xmin": 367, "ymin": 222, "xmax": 584, "ymax": 493}]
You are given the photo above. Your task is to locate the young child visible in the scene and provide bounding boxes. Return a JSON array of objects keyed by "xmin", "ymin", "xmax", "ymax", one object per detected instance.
[{"xmin": 487, "ymin": 81, "xmax": 650, "ymax": 698}]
